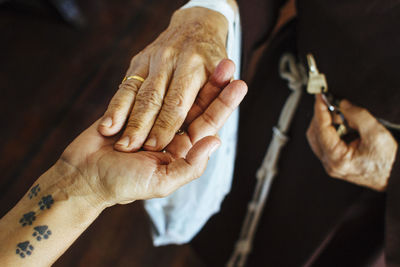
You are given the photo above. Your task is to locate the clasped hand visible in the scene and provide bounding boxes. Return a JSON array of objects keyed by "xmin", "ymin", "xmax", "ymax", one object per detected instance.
[
  {"xmin": 97, "ymin": 7, "xmax": 229, "ymax": 153},
  {"xmin": 61, "ymin": 60, "xmax": 247, "ymax": 207}
]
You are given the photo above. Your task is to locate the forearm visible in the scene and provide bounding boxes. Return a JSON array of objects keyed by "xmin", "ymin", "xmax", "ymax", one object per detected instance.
[{"xmin": 0, "ymin": 160, "xmax": 104, "ymax": 267}]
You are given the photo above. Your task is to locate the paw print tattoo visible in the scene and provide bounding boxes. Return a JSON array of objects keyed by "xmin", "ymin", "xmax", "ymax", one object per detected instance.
[
  {"xmin": 38, "ymin": 195, "xmax": 54, "ymax": 210},
  {"xmin": 28, "ymin": 184, "xmax": 40, "ymax": 199},
  {"xmin": 16, "ymin": 241, "xmax": 34, "ymax": 258},
  {"xmin": 19, "ymin": 212, "xmax": 36, "ymax": 227},
  {"xmin": 32, "ymin": 225, "xmax": 52, "ymax": 241}
]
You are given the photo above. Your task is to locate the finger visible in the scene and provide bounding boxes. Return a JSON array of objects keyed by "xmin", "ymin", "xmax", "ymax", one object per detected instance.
[
  {"xmin": 313, "ymin": 95, "xmax": 348, "ymax": 160},
  {"xmin": 98, "ymin": 55, "xmax": 149, "ymax": 136},
  {"xmin": 162, "ymin": 57, "xmax": 235, "ymax": 158},
  {"xmin": 163, "ymin": 132, "xmax": 192, "ymax": 159},
  {"xmin": 188, "ymin": 79, "xmax": 248, "ymax": 144},
  {"xmin": 306, "ymin": 120, "xmax": 323, "ymax": 159},
  {"xmin": 314, "ymin": 94, "xmax": 333, "ymax": 128},
  {"xmin": 154, "ymin": 136, "xmax": 221, "ymax": 198},
  {"xmin": 143, "ymin": 56, "xmax": 208, "ymax": 151},
  {"xmin": 339, "ymin": 99, "xmax": 382, "ymax": 139},
  {"xmin": 185, "ymin": 59, "xmax": 235, "ymax": 125},
  {"xmin": 115, "ymin": 59, "xmax": 173, "ymax": 152}
]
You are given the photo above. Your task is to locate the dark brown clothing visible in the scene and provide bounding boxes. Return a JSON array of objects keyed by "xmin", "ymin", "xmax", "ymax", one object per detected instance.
[{"xmin": 192, "ymin": 1, "xmax": 400, "ymax": 266}]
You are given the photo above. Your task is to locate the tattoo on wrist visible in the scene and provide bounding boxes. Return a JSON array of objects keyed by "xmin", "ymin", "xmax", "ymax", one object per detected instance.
[
  {"xmin": 33, "ymin": 225, "xmax": 52, "ymax": 241},
  {"xmin": 15, "ymin": 225, "xmax": 52, "ymax": 259},
  {"xmin": 19, "ymin": 212, "xmax": 36, "ymax": 227},
  {"xmin": 38, "ymin": 195, "xmax": 54, "ymax": 210},
  {"xmin": 19, "ymin": 195, "xmax": 54, "ymax": 227},
  {"xmin": 16, "ymin": 241, "xmax": 34, "ymax": 258},
  {"xmin": 28, "ymin": 184, "xmax": 41, "ymax": 199}
]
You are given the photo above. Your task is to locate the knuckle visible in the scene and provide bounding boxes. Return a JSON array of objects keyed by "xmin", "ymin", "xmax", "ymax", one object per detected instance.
[
  {"xmin": 136, "ymin": 87, "xmax": 163, "ymax": 110},
  {"xmin": 186, "ymin": 52, "xmax": 204, "ymax": 65},
  {"xmin": 108, "ymin": 100, "xmax": 125, "ymax": 113},
  {"xmin": 156, "ymin": 116, "xmax": 175, "ymax": 131},
  {"xmin": 159, "ymin": 47, "xmax": 175, "ymax": 60},
  {"xmin": 156, "ymin": 111, "xmax": 181, "ymax": 132},
  {"xmin": 218, "ymin": 95, "xmax": 234, "ymax": 111},
  {"xmin": 120, "ymin": 83, "xmax": 139, "ymax": 95},
  {"xmin": 164, "ymin": 90, "xmax": 186, "ymax": 109},
  {"xmin": 202, "ymin": 111, "xmax": 218, "ymax": 130},
  {"xmin": 195, "ymin": 95, "xmax": 208, "ymax": 110},
  {"xmin": 126, "ymin": 117, "xmax": 144, "ymax": 132}
]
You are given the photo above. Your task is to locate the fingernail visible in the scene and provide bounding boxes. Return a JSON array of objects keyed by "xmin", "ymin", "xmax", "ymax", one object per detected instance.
[
  {"xmin": 117, "ymin": 136, "xmax": 130, "ymax": 148},
  {"xmin": 208, "ymin": 143, "xmax": 220, "ymax": 157},
  {"xmin": 144, "ymin": 137, "xmax": 157, "ymax": 148},
  {"xmin": 100, "ymin": 116, "xmax": 113, "ymax": 128}
]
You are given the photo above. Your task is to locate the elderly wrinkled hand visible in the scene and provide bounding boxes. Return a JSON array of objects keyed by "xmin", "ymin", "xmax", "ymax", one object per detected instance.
[
  {"xmin": 97, "ymin": 7, "xmax": 229, "ymax": 153},
  {"xmin": 61, "ymin": 60, "xmax": 247, "ymax": 206},
  {"xmin": 306, "ymin": 94, "xmax": 398, "ymax": 191}
]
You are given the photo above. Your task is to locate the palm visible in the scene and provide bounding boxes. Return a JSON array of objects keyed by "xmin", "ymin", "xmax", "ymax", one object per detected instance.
[{"xmin": 62, "ymin": 60, "xmax": 247, "ymax": 205}]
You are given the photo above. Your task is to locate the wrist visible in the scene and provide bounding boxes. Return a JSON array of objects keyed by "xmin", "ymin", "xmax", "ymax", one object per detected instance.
[{"xmin": 49, "ymin": 160, "xmax": 108, "ymax": 214}]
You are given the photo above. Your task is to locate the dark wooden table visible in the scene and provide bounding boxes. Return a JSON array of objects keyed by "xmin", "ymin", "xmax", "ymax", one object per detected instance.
[{"xmin": 0, "ymin": 1, "xmax": 205, "ymax": 266}]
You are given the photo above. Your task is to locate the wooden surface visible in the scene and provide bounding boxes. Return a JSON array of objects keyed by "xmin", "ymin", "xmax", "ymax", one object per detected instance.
[{"xmin": 0, "ymin": 1, "xmax": 205, "ymax": 266}]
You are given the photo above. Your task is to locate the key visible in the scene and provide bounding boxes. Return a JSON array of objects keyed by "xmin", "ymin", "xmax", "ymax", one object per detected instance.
[
  {"xmin": 306, "ymin": 53, "xmax": 328, "ymax": 94},
  {"xmin": 306, "ymin": 53, "xmax": 356, "ymax": 139}
]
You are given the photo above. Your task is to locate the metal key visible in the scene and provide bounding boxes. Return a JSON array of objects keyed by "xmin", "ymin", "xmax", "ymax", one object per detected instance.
[
  {"xmin": 306, "ymin": 53, "xmax": 351, "ymax": 138},
  {"xmin": 306, "ymin": 54, "xmax": 328, "ymax": 94}
]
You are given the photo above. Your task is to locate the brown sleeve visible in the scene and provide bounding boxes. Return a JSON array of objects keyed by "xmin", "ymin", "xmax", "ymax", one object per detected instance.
[{"xmin": 385, "ymin": 149, "xmax": 400, "ymax": 266}]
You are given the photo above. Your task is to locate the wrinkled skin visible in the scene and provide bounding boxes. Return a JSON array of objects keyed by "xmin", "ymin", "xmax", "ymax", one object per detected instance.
[
  {"xmin": 62, "ymin": 60, "xmax": 247, "ymax": 207},
  {"xmin": 98, "ymin": 7, "xmax": 230, "ymax": 153},
  {"xmin": 307, "ymin": 95, "xmax": 398, "ymax": 191}
]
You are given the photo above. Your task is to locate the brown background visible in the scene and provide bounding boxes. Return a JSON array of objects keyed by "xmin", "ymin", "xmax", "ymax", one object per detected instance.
[
  {"xmin": 0, "ymin": 0, "xmax": 296, "ymax": 265},
  {"xmin": 0, "ymin": 0, "xmax": 207, "ymax": 266}
]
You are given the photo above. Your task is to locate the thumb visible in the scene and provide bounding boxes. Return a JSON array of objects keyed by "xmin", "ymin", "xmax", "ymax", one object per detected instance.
[
  {"xmin": 339, "ymin": 99, "xmax": 377, "ymax": 137},
  {"xmin": 156, "ymin": 136, "xmax": 221, "ymax": 197}
]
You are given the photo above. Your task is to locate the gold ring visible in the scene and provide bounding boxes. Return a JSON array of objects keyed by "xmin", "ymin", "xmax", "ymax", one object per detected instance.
[
  {"xmin": 122, "ymin": 75, "xmax": 145, "ymax": 83},
  {"xmin": 176, "ymin": 129, "xmax": 185, "ymax": 136}
]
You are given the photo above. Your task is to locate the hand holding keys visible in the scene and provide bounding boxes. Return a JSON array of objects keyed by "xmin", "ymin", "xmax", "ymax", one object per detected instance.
[{"xmin": 306, "ymin": 54, "xmax": 349, "ymax": 137}]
